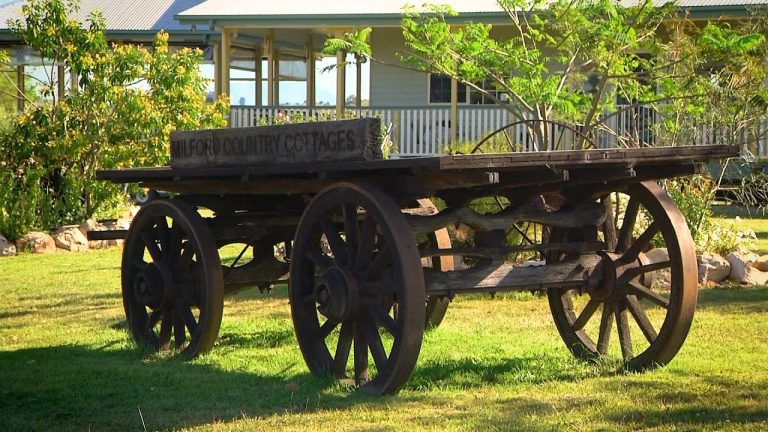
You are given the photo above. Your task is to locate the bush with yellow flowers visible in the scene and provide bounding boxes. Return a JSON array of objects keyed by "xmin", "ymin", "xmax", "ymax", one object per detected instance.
[{"xmin": 0, "ymin": 0, "xmax": 228, "ymax": 240}]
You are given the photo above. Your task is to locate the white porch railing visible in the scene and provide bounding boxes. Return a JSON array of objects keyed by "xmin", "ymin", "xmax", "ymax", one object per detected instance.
[{"xmin": 229, "ymin": 105, "xmax": 768, "ymax": 157}]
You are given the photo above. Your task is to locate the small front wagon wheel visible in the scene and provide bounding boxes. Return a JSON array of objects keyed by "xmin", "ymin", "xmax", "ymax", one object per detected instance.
[
  {"xmin": 289, "ymin": 182, "xmax": 425, "ymax": 395},
  {"xmin": 121, "ymin": 199, "xmax": 224, "ymax": 359},
  {"xmin": 548, "ymin": 181, "xmax": 697, "ymax": 370}
]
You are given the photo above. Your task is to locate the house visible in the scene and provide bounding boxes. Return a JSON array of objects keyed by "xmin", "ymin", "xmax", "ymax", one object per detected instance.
[{"xmin": 0, "ymin": 0, "xmax": 765, "ymax": 155}]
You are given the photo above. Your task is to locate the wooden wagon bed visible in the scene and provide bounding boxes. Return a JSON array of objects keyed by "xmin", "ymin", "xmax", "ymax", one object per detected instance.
[{"xmin": 98, "ymin": 145, "xmax": 735, "ymax": 195}]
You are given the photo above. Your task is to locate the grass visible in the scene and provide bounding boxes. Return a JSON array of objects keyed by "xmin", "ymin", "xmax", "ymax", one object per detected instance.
[{"xmin": 2, "ymin": 248, "xmax": 768, "ymax": 431}]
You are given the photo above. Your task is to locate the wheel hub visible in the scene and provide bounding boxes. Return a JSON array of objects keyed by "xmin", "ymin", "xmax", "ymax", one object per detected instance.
[
  {"xmin": 134, "ymin": 263, "xmax": 174, "ymax": 309},
  {"xmin": 315, "ymin": 266, "xmax": 359, "ymax": 322},
  {"xmin": 588, "ymin": 251, "xmax": 653, "ymax": 301}
]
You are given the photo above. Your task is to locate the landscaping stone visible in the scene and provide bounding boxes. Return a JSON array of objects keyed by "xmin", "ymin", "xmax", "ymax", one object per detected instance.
[
  {"xmin": 752, "ymin": 255, "xmax": 768, "ymax": 272},
  {"xmin": 16, "ymin": 231, "xmax": 56, "ymax": 254},
  {"xmin": 727, "ymin": 251, "xmax": 768, "ymax": 285},
  {"xmin": 697, "ymin": 253, "xmax": 731, "ymax": 284},
  {"xmin": 645, "ymin": 247, "xmax": 670, "ymax": 288},
  {"xmin": 80, "ymin": 219, "xmax": 113, "ymax": 249},
  {"xmin": 0, "ymin": 234, "xmax": 16, "ymax": 256},
  {"xmin": 52, "ymin": 225, "xmax": 89, "ymax": 252}
]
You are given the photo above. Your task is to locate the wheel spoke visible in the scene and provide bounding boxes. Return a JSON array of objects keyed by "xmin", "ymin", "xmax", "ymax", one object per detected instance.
[
  {"xmin": 619, "ymin": 260, "xmax": 671, "ymax": 284},
  {"xmin": 141, "ymin": 232, "xmax": 163, "ymax": 263},
  {"xmin": 618, "ymin": 221, "xmax": 659, "ymax": 264},
  {"xmin": 320, "ymin": 216, "xmax": 348, "ymax": 264},
  {"xmin": 362, "ymin": 319, "xmax": 388, "ymax": 371},
  {"xmin": 342, "ymin": 203, "xmax": 360, "ymax": 252},
  {"xmin": 626, "ymin": 295, "xmax": 658, "ymax": 343},
  {"xmin": 319, "ymin": 319, "xmax": 339, "ymax": 339},
  {"xmin": 615, "ymin": 302, "xmax": 634, "ymax": 360},
  {"xmin": 179, "ymin": 305, "xmax": 198, "ymax": 335},
  {"xmin": 366, "ymin": 244, "xmax": 392, "ymax": 278},
  {"xmin": 158, "ymin": 311, "xmax": 172, "ymax": 349},
  {"xmin": 627, "ymin": 281, "xmax": 670, "ymax": 309},
  {"xmin": 147, "ymin": 309, "xmax": 163, "ymax": 329},
  {"xmin": 353, "ymin": 325, "xmax": 369, "ymax": 384},
  {"xmin": 372, "ymin": 307, "xmax": 397, "ymax": 336},
  {"xmin": 155, "ymin": 217, "xmax": 170, "ymax": 254},
  {"xmin": 173, "ymin": 309, "xmax": 186, "ymax": 349},
  {"xmin": 355, "ymin": 215, "xmax": 377, "ymax": 271},
  {"xmin": 573, "ymin": 298, "xmax": 601, "ymax": 331},
  {"xmin": 165, "ymin": 223, "xmax": 184, "ymax": 264},
  {"xmin": 178, "ymin": 243, "xmax": 195, "ymax": 270},
  {"xmin": 333, "ymin": 322, "xmax": 353, "ymax": 378},
  {"xmin": 177, "ymin": 284, "xmax": 201, "ymax": 307},
  {"xmin": 305, "ymin": 248, "xmax": 333, "ymax": 271},
  {"xmin": 617, "ymin": 197, "xmax": 640, "ymax": 252},
  {"xmin": 597, "ymin": 302, "xmax": 614, "ymax": 356}
]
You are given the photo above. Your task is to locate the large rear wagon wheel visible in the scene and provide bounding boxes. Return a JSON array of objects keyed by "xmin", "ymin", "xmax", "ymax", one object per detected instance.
[
  {"xmin": 121, "ymin": 199, "xmax": 224, "ymax": 359},
  {"xmin": 289, "ymin": 182, "xmax": 425, "ymax": 395},
  {"xmin": 548, "ymin": 181, "xmax": 697, "ymax": 370}
]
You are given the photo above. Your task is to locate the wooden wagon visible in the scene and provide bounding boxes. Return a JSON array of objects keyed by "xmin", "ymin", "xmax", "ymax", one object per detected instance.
[{"xmin": 94, "ymin": 118, "xmax": 737, "ymax": 395}]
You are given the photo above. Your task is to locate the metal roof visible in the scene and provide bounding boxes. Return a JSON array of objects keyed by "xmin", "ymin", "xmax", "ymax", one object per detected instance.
[
  {"xmin": 176, "ymin": 0, "xmax": 768, "ymax": 26},
  {"xmin": 0, "ymin": 0, "xmax": 205, "ymax": 31},
  {"xmin": 178, "ymin": 0, "xmax": 504, "ymax": 17}
]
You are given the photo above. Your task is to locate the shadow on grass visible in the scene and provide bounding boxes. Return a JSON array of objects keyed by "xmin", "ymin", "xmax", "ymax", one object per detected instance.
[
  {"xmin": 596, "ymin": 372, "xmax": 768, "ymax": 429},
  {"xmin": 0, "ymin": 344, "xmax": 343, "ymax": 431},
  {"xmin": 217, "ymin": 327, "xmax": 296, "ymax": 349},
  {"xmin": 697, "ymin": 286, "xmax": 768, "ymax": 313},
  {"xmin": 407, "ymin": 354, "xmax": 617, "ymax": 391}
]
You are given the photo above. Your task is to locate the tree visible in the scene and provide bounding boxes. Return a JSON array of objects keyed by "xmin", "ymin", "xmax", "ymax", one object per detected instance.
[
  {"xmin": 0, "ymin": 0, "xmax": 228, "ymax": 240},
  {"xmin": 328, "ymin": 0, "xmax": 767, "ymax": 151}
]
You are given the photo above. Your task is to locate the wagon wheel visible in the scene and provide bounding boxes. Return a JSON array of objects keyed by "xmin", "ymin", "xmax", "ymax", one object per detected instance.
[
  {"xmin": 415, "ymin": 198, "xmax": 453, "ymax": 329},
  {"xmin": 289, "ymin": 182, "xmax": 425, "ymax": 395},
  {"xmin": 121, "ymin": 199, "xmax": 224, "ymax": 359},
  {"xmin": 547, "ymin": 181, "xmax": 697, "ymax": 369}
]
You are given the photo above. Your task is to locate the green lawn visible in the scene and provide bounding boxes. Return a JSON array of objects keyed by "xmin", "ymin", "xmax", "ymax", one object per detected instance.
[{"xmin": 2, "ymin": 248, "xmax": 768, "ymax": 431}]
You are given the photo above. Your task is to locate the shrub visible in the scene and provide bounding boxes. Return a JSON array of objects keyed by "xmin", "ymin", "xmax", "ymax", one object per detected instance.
[
  {"xmin": 663, "ymin": 175, "xmax": 754, "ymax": 255},
  {"xmin": 0, "ymin": 0, "xmax": 228, "ymax": 240}
]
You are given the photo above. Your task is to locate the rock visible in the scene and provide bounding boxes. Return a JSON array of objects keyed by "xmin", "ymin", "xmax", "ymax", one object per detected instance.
[
  {"xmin": 697, "ymin": 253, "xmax": 731, "ymax": 284},
  {"xmin": 52, "ymin": 226, "xmax": 89, "ymax": 252},
  {"xmin": 752, "ymin": 255, "xmax": 768, "ymax": 272},
  {"xmin": 80, "ymin": 219, "xmax": 111, "ymax": 249},
  {"xmin": 645, "ymin": 248, "xmax": 670, "ymax": 288},
  {"xmin": 16, "ymin": 231, "xmax": 56, "ymax": 254},
  {"xmin": 727, "ymin": 251, "xmax": 768, "ymax": 285},
  {"xmin": 0, "ymin": 234, "xmax": 16, "ymax": 256}
]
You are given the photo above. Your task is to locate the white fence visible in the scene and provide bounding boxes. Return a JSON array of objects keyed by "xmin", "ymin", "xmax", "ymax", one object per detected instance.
[{"xmin": 229, "ymin": 105, "xmax": 768, "ymax": 157}]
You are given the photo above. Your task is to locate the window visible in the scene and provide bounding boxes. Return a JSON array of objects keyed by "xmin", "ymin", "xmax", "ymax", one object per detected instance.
[
  {"xmin": 429, "ymin": 74, "xmax": 504, "ymax": 104},
  {"xmin": 469, "ymin": 80, "xmax": 505, "ymax": 105},
  {"xmin": 429, "ymin": 74, "xmax": 467, "ymax": 104}
]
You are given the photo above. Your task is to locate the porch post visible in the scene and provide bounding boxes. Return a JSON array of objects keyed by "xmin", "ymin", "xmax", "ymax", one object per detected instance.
[
  {"xmin": 272, "ymin": 47, "xmax": 280, "ymax": 106},
  {"xmin": 305, "ymin": 36, "xmax": 316, "ymax": 108},
  {"xmin": 220, "ymin": 29, "xmax": 231, "ymax": 98},
  {"xmin": 336, "ymin": 50, "xmax": 346, "ymax": 118},
  {"xmin": 16, "ymin": 65, "xmax": 24, "ymax": 112},
  {"xmin": 450, "ymin": 77, "xmax": 459, "ymax": 143},
  {"xmin": 254, "ymin": 46, "xmax": 263, "ymax": 106},
  {"xmin": 266, "ymin": 31, "xmax": 275, "ymax": 106},
  {"xmin": 355, "ymin": 55, "xmax": 362, "ymax": 109},
  {"xmin": 213, "ymin": 42, "xmax": 222, "ymax": 96}
]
